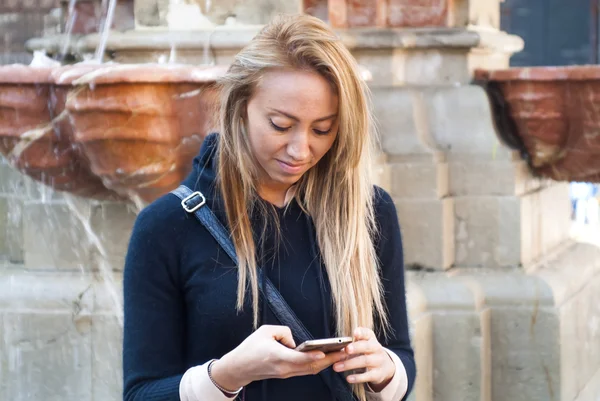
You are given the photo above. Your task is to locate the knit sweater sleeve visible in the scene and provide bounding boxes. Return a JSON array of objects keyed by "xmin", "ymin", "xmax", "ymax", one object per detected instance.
[
  {"xmin": 373, "ymin": 187, "xmax": 417, "ymax": 401},
  {"xmin": 122, "ymin": 197, "xmax": 187, "ymax": 401}
]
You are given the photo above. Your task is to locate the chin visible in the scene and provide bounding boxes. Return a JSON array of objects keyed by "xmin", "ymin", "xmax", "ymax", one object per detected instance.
[
  {"xmin": 279, "ymin": 177, "xmax": 302, "ymax": 186},
  {"xmin": 270, "ymin": 172, "xmax": 302, "ymax": 186}
]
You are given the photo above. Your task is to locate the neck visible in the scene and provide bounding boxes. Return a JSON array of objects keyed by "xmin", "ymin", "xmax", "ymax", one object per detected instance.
[
  {"xmin": 258, "ymin": 183, "xmax": 296, "ymax": 208},
  {"xmin": 258, "ymin": 187, "xmax": 288, "ymax": 208}
]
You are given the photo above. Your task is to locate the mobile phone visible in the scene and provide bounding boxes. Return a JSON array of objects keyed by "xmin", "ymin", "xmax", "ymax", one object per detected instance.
[{"xmin": 295, "ymin": 337, "xmax": 353, "ymax": 353}]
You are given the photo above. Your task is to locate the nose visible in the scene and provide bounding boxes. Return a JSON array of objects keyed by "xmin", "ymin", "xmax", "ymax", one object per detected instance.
[{"xmin": 287, "ymin": 130, "xmax": 310, "ymax": 162}]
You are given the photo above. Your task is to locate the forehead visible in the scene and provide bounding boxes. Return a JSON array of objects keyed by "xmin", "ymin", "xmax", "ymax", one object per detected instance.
[{"xmin": 252, "ymin": 68, "xmax": 338, "ymax": 115}]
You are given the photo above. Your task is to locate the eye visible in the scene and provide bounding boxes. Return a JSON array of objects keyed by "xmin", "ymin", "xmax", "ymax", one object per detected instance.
[
  {"xmin": 313, "ymin": 128, "xmax": 332, "ymax": 136},
  {"xmin": 269, "ymin": 119, "xmax": 290, "ymax": 132}
]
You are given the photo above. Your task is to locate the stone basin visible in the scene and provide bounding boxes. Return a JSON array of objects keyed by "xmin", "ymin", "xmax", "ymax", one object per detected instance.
[
  {"xmin": 60, "ymin": 63, "xmax": 226, "ymax": 203},
  {"xmin": 0, "ymin": 65, "xmax": 54, "ymax": 169},
  {"xmin": 0, "ymin": 63, "xmax": 226, "ymax": 203},
  {"xmin": 0, "ymin": 64, "xmax": 115, "ymax": 199},
  {"xmin": 475, "ymin": 65, "xmax": 600, "ymax": 183}
]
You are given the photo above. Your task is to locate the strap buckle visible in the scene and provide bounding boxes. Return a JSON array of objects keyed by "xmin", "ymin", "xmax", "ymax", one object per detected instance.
[{"xmin": 181, "ymin": 191, "xmax": 206, "ymax": 213}]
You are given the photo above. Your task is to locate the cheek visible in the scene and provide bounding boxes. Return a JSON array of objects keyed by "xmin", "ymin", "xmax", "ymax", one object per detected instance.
[
  {"xmin": 246, "ymin": 119, "xmax": 270, "ymax": 156},
  {"xmin": 246, "ymin": 123, "xmax": 283, "ymax": 164},
  {"xmin": 313, "ymin": 135, "xmax": 337, "ymax": 163}
]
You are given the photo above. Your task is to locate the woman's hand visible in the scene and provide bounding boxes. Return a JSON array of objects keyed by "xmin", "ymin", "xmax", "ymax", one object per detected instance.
[
  {"xmin": 210, "ymin": 325, "xmax": 346, "ymax": 391},
  {"xmin": 333, "ymin": 327, "xmax": 396, "ymax": 391}
]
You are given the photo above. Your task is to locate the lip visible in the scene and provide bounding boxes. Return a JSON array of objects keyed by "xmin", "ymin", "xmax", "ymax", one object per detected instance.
[{"xmin": 277, "ymin": 160, "xmax": 306, "ymax": 174}]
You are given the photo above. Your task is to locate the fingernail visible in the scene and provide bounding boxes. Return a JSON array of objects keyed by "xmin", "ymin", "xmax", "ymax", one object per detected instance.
[
  {"xmin": 314, "ymin": 353, "xmax": 325, "ymax": 360},
  {"xmin": 348, "ymin": 376, "xmax": 356, "ymax": 383},
  {"xmin": 335, "ymin": 363, "xmax": 344, "ymax": 371},
  {"xmin": 347, "ymin": 345, "xmax": 353, "ymax": 353}
]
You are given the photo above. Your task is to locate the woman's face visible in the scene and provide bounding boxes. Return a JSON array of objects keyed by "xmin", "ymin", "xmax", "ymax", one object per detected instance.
[{"xmin": 246, "ymin": 68, "xmax": 339, "ymax": 199}]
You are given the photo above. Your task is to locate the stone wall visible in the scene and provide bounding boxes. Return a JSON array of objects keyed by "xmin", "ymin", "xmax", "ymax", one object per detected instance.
[
  {"xmin": 0, "ymin": 0, "xmax": 61, "ymax": 64},
  {"xmin": 0, "ymin": 155, "xmax": 132, "ymax": 400}
]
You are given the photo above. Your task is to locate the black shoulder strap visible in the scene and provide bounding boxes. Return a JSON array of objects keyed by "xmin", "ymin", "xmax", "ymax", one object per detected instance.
[{"xmin": 170, "ymin": 185, "xmax": 357, "ymax": 401}]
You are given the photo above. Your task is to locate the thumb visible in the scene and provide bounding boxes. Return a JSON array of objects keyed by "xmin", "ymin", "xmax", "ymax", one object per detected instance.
[{"xmin": 270, "ymin": 326, "xmax": 296, "ymax": 349}]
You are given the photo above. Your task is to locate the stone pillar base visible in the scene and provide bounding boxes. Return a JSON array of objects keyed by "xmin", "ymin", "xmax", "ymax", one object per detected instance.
[{"xmin": 407, "ymin": 241, "xmax": 600, "ymax": 401}]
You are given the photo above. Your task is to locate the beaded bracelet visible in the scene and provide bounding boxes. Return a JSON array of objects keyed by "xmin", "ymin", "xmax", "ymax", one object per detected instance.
[{"xmin": 207, "ymin": 359, "xmax": 244, "ymax": 398}]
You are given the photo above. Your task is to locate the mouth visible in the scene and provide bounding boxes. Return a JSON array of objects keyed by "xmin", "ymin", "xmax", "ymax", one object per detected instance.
[{"xmin": 276, "ymin": 160, "xmax": 306, "ymax": 175}]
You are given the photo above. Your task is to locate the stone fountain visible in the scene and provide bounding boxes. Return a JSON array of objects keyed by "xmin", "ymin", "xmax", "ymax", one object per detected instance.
[
  {"xmin": 0, "ymin": 62, "xmax": 224, "ymax": 205},
  {"xmin": 1, "ymin": 1, "xmax": 600, "ymax": 400}
]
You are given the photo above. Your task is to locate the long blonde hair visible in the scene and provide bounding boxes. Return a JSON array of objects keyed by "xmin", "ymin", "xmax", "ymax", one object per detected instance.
[{"xmin": 217, "ymin": 12, "xmax": 388, "ymax": 364}]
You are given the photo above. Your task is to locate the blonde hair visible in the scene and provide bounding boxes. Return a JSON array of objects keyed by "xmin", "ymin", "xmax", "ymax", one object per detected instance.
[{"xmin": 217, "ymin": 14, "xmax": 388, "ymax": 395}]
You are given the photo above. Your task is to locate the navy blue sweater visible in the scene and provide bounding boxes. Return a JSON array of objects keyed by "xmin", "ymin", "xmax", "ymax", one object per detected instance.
[{"xmin": 122, "ymin": 134, "xmax": 416, "ymax": 401}]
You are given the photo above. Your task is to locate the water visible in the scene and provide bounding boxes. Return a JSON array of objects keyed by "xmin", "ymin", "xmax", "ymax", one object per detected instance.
[
  {"xmin": 169, "ymin": 42, "xmax": 177, "ymax": 64},
  {"xmin": 8, "ymin": 127, "xmax": 51, "ymax": 163},
  {"xmin": 95, "ymin": 0, "xmax": 118, "ymax": 62},
  {"xmin": 59, "ymin": 0, "xmax": 78, "ymax": 61},
  {"xmin": 63, "ymin": 194, "xmax": 124, "ymax": 327},
  {"xmin": 167, "ymin": 31, "xmax": 215, "ymax": 65}
]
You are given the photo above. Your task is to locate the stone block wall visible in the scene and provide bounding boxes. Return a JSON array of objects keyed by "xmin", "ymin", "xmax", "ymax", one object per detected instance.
[
  {"xmin": 0, "ymin": 269, "xmax": 124, "ymax": 401},
  {"xmin": 405, "ymin": 242, "xmax": 600, "ymax": 401},
  {"xmin": 0, "ymin": 156, "xmax": 132, "ymax": 400},
  {"xmin": 371, "ymin": 82, "xmax": 572, "ymax": 271}
]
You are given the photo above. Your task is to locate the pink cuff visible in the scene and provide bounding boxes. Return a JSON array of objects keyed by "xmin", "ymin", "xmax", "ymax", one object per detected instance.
[
  {"xmin": 179, "ymin": 362, "xmax": 235, "ymax": 401},
  {"xmin": 365, "ymin": 348, "xmax": 409, "ymax": 401}
]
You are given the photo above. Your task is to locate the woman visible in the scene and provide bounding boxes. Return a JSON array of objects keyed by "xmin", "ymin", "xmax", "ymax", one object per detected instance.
[{"xmin": 123, "ymin": 13, "xmax": 416, "ymax": 401}]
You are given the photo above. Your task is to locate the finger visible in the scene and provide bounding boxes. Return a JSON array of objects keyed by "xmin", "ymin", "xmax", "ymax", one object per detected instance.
[
  {"xmin": 346, "ymin": 339, "xmax": 379, "ymax": 356},
  {"xmin": 352, "ymin": 327, "xmax": 375, "ymax": 341},
  {"xmin": 320, "ymin": 350, "xmax": 348, "ymax": 365},
  {"xmin": 278, "ymin": 346, "xmax": 325, "ymax": 365},
  {"xmin": 271, "ymin": 352, "xmax": 326, "ymax": 379},
  {"xmin": 292, "ymin": 349, "xmax": 347, "ymax": 365},
  {"xmin": 268, "ymin": 325, "xmax": 296, "ymax": 349},
  {"xmin": 346, "ymin": 368, "xmax": 385, "ymax": 384},
  {"xmin": 296, "ymin": 351, "xmax": 349, "ymax": 376},
  {"xmin": 334, "ymin": 353, "xmax": 384, "ymax": 373},
  {"xmin": 273, "ymin": 349, "xmax": 349, "ymax": 378}
]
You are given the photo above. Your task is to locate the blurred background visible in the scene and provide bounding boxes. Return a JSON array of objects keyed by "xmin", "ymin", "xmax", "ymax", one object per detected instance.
[{"xmin": 0, "ymin": 1, "xmax": 599, "ymax": 400}]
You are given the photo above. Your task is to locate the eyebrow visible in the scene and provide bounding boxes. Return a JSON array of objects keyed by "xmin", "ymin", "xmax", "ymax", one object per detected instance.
[{"xmin": 268, "ymin": 108, "xmax": 337, "ymax": 122}]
